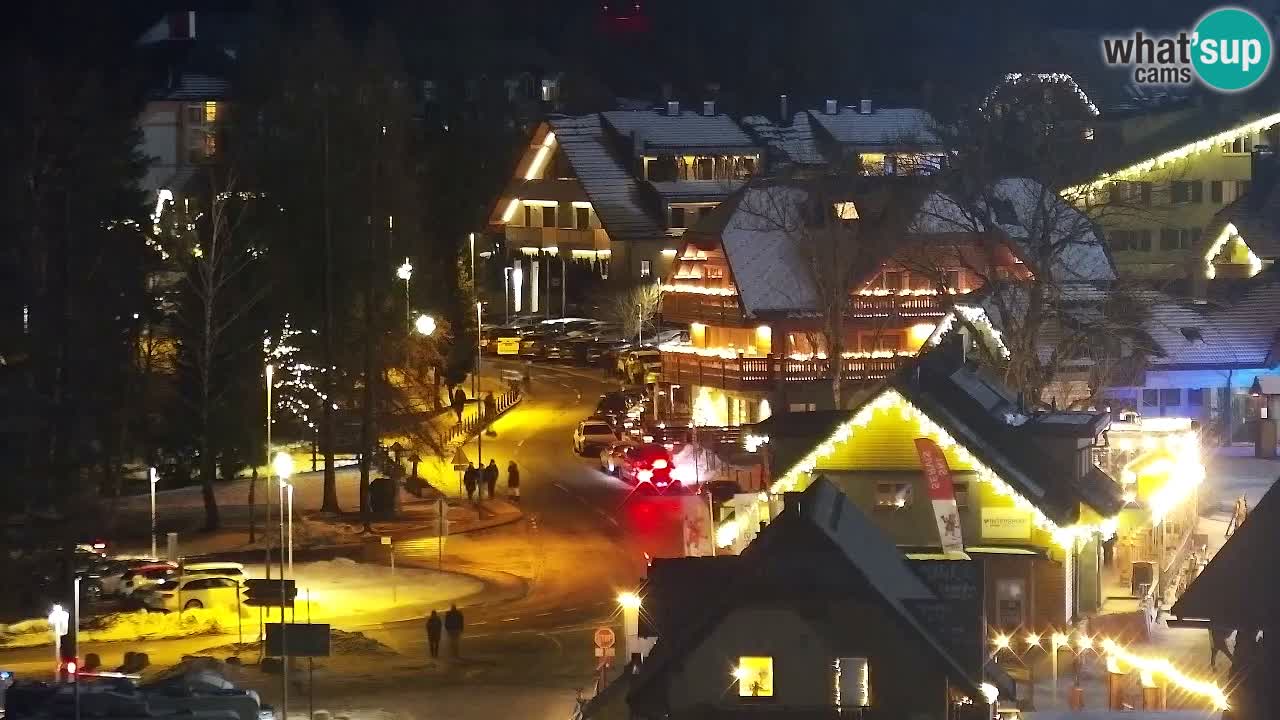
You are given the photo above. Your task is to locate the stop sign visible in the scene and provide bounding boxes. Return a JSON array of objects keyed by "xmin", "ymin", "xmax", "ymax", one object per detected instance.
[{"xmin": 593, "ymin": 627, "xmax": 616, "ymax": 649}]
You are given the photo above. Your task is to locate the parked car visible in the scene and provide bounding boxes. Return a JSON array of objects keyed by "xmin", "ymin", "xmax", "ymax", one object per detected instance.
[
  {"xmin": 574, "ymin": 419, "xmax": 620, "ymax": 455},
  {"xmin": 120, "ymin": 563, "xmax": 179, "ymax": 597},
  {"xmin": 622, "ymin": 349, "xmax": 663, "ymax": 384},
  {"xmin": 599, "ymin": 440, "xmax": 636, "ymax": 474},
  {"xmin": 138, "ymin": 575, "xmax": 242, "ymax": 612},
  {"xmin": 519, "ymin": 332, "xmax": 551, "ymax": 358},
  {"xmin": 88, "ymin": 558, "xmax": 163, "ymax": 599},
  {"xmin": 180, "ymin": 561, "xmax": 246, "ymax": 581},
  {"xmin": 614, "ymin": 443, "xmax": 679, "ymax": 491}
]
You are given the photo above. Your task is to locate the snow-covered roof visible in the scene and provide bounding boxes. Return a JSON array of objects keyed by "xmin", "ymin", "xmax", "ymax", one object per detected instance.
[
  {"xmin": 546, "ymin": 115, "xmax": 662, "ymax": 242},
  {"xmin": 154, "ymin": 72, "xmax": 230, "ymax": 101},
  {"xmin": 911, "ymin": 177, "xmax": 1116, "ymax": 283},
  {"xmin": 601, "ymin": 109, "xmax": 760, "ymax": 153},
  {"xmin": 720, "ymin": 186, "xmax": 819, "ymax": 315},
  {"xmin": 740, "ymin": 112, "xmax": 828, "ymax": 166},
  {"xmin": 807, "ymin": 107, "xmax": 941, "ymax": 149}
]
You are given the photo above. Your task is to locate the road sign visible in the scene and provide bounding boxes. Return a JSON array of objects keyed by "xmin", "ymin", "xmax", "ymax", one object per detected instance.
[
  {"xmin": 451, "ymin": 447, "xmax": 471, "ymax": 471},
  {"xmin": 496, "ymin": 337, "xmax": 521, "ymax": 355},
  {"xmin": 265, "ymin": 623, "xmax": 331, "ymax": 657},
  {"xmin": 593, "ymin": 627, "xmax": 616, "ymax": 650},
  {"xmin": 243, "ymin": 579, "xmax": 297, "ymax": 607}
]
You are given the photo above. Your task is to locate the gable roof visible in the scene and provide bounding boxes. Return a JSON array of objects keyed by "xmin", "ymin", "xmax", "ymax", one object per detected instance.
[
  {"xmin": 807, "ymin": 107, "xmax": 942, "ymax": 150},
  {"xmin": 740, "ymin": 112, "xmax": 829, "ymax": 167},
  {"xmin": 545, "ymin": 114, "xmax": 663, "ymax": 242},
  {"xmin": 1172, "ymin": 481, "xmax": 1280, "ymax": 627},
  {"xmin": 1206, "ymin": 174, "xmax": 1280, "ymax": 261},
  {"xmin": 629, "ymin": 477, "xmax": 991, "ymax": 710},
  {"xmin": 756, "ymin": 342, "xmax": 1122, "ymax": 524},
  {"xmin": 912, "ymin": 177, "xmax": 1116, "ymax": 283},
  {"xmin": 601, "ymin": 109, "xmax": 760, "ymax": 154}
]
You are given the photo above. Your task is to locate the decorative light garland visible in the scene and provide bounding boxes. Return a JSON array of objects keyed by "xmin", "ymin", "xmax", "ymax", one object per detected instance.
[
  {"xmin": 1202, "ymin": 222, "xmax": 1263, "ymax": 279},
  {"xmin": 982, "ymin": 73, "xmax": 1101, "ymax": 117},
  {"xmin": 927, "ymin": 305, "xmax": 1011, "ymax": 359},
  {"xmin": 757, "ymin": 388, "xmax": 1116, "ymax": 547},
  {"xmin": 1070, "ymin": 111, "xmax": 1280, "ymax": 192},
  {"xmin": 1099, "ymin": 639, "xmax": 1229, "ymax": 710},
  {"xmin": 660, "ymin": 283, "xmax": 737, "ymax": 296},
  {"xmin": 658, "ymin": 342, "xmax": 912, "ymax": 362}
]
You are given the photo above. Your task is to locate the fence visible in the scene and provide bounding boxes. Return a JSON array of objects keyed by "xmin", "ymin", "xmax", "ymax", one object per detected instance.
[{"xmin": 444, "ymin": 388, "xmax": 523, "ymax": 445}]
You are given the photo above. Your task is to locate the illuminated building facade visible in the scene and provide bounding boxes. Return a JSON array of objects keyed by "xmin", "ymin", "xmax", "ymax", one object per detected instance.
[
  {"xmin": 741, "ymin": 340, "xmax": 1126, "ymax": 627},
  {"xmin": 659, "ymin": 177, "xmax": 1041, "ymax": 427},
  {"xmin": 485, "ymin": 105, "xmax": 763, "ymax": 302}
]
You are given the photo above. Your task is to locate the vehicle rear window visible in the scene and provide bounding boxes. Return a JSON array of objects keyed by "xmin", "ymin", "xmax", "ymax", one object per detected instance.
[{"xmin": 583, "ymin": 424, "xmax": 613, "ymax": 434}]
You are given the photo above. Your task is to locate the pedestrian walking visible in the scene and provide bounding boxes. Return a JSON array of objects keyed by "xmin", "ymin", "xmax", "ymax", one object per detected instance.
[
  {"xmin": 483, "ymin": 459, "xmax": 499, "ymax": 500},
  {"xmin": 452, "ymin": 387, "xmax": 467, "ymax": 423},
  {"xmin": 444, "ymin": 603, "xmax": 464, "ymax": 658},
  {"xmin": 484, "ymin": 391, "xmax": 497, "ymax": 419},
  {"xmin": 426, "ymin": 610, "xmax": 443, "ymax": 659},
  {"xmin": 463, "ymin": 463, "xmax": 478, "ymax": 503},
  {"xmin": 1210, "ymin": 623, "xmax": 1234, "ymax": 670},
  {"xmin": 507, "ymin": 460, "xmax": 521, "ymax": 501}
]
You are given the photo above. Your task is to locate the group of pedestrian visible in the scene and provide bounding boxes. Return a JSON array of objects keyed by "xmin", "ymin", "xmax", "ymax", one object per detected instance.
[
  {"xmin": 462, "ymin": 459, "xmax": 520, "ymax": 502},
  {"xmin": 425, "ymin": 604, "xmax": 465, "ymax": 660}
]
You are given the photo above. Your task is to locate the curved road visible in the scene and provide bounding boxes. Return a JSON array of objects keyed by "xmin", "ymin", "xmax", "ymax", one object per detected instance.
[{"xmin": 383, "ymin": 359, "xmax": 686, "ymax": 644}]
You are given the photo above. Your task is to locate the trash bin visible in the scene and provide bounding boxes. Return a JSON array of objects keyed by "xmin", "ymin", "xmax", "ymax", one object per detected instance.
[{"xmin": 369, "ymin": 476, "xmax": 396, "ymax": 515}]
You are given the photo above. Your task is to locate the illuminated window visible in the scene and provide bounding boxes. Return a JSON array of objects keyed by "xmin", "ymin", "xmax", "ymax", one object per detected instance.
[
  {"xmin": 736, "ymin": 656, "xmax": 774, "ymax": 697},
  {"xmin": 835, "ymin": 657, "xmax": 870, "ymax": 708},
  {"xmin": 640, "ymin": 260, "xmax": 651, "ymax": 278},
  {"xmin": 204, "ymin": 101, "xmax": 218, "ymax": 123},
  {"xmin": 876, "ymin": 481, "xmax": 913, "ymax": 509}
]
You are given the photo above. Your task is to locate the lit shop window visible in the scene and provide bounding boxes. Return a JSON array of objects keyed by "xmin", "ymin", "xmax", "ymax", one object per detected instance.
[{"xmin": 734, "ymin": 656, "xmax": 774, "ymax": 697}]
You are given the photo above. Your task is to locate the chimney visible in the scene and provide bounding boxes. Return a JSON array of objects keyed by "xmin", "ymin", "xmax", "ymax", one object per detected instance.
[
  {"xmin": 631, "ymin": 129, "xmax": 646, "ymax": 158},
  {"xmin": 1250, "ymin": 144, "xmax": 1276, "ymax": 203},
  {"xmin": 860, "ymin": 98, "xmax": 873, "ymax": 114},
  {"xmin": 824, "ymin": 99, "xmax": 838, "ymax": 115},
  {"xmin": 779, "ymin": 94, "xmax": 789, "ymax": 122},
  {"xmin": 666, "ymin": 100, "xmax": 680, "ymax": 116},
  {"xmin": 702, "ymin": 100, "xmax": 715, "ymax": 117}
]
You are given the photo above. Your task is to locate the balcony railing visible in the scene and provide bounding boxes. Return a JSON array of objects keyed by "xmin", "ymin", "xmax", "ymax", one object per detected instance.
[
  {"xmin": 661, "ymin": 351, "xmax": 908, "ymax": 391},
  {"xmin": 848, "ymin": 293, "xmax": 947, "ymax": 318},
  {"xmin": 504, "ymin": 225, "xmax": 610, "ymax": 252},
  {"xmin": 662, "ymin": 292, "xmax": 744, "ymax": 326}
]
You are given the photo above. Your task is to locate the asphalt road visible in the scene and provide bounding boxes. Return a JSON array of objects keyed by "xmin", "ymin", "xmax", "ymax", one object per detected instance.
[{"xmin": 0, "ymin": 360, "xmax": 686, "ymax": 718}]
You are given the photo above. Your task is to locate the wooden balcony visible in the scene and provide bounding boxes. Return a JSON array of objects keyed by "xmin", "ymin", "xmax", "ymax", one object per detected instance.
[
  {"xmin": 848, "ymin": 293, "xmax": 947, "ymax": 318},
  {"xmin": 503, "ymin": 225, "xmax": 610, "ymax": 253},
  {"xmin": 661, "ymin": 351, "xmax": 908, "ymax": 392},
  {"xmin": 662, "ymin": 292, "xmax": 744, "ymax": 326}
]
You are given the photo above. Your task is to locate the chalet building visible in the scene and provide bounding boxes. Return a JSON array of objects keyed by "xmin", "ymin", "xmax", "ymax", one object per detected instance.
[
  {"xmin": 1204, "ymin": 158, "xmax": 1280, "ymax": 279},
  {"xmin": 660, "ymin": 175, "xmax": 1112, "ymax": 426},
  {"xmin": 623, "ymin": 477, "xmax": 1006, "ymax": 720},
  {"xmin": 982, "ymin": 68, "xmax": 1280, "ymax": 281},
  {"xmin": 740, "ymin": 341, "xmax": 1126, "ymax": 629},
  {"xmin": 741, "ymin": 99, "xmax": 945, "ymax": 175},
  {"xmin": 486, "ymin": 103, "xmax": 763, "ymax": 308}
]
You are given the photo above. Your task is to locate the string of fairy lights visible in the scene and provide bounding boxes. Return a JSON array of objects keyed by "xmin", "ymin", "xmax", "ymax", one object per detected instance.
[{"xmin": 262, "ymin": 314, "xmax": 329, "ymax": 431}]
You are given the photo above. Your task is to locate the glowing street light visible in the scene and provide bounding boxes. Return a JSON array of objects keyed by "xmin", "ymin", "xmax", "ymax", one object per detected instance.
[
  {"xmin": 992, "ymin": 633, "xmax": 1011, "ymax": 654},
  {"xmin": 274, "ymin": 451, "xmax": 295, "ymax": 577},
  {"xmin": 617, "ymin": 592, "xmax": 641, "ymax": 611},
  {"xmin": 397, "ymin": 258, "xmax": 413, "ymax": 325},
  {"xmin": 1025, "ymin": 632, "xmax": 1042, "ymax": 649},
  {"xmin": 48, "ymin": 604, "xmax": 69, "ymax": 678},
  {"xmin": 414, "ymin": 313, "xmax": 436, "ymax": 337},
  {"xmin": 149, "ymin": 466, "xmax": 159, "ymax": 559},
  {"xmin": 1076, "ymin": 634, "xmax": 1094, "ymax": 652}
]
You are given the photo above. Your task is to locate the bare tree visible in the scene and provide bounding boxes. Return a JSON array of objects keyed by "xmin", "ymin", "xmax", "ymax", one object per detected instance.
[
  {"xmin": 600, "ymin": 282, "xmax": 662, "ymax": 343},
  {"xmin": 735, "ymin": 175, "xmax": 915, "ymax": 407},
  {"xmin": 165, "ymin": 174, "xmax": 266, "ymax": 530}
]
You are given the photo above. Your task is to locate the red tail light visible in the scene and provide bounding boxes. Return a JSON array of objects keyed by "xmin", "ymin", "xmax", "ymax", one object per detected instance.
[{"xmin": 652, "ymin": 459, "xmax": 668, "ymax": 469}]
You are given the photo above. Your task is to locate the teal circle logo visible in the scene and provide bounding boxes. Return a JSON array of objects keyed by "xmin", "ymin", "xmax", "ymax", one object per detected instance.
[{"xmin": 1192, "ymin": 7, "xmax": 1272, "ymax": 92}]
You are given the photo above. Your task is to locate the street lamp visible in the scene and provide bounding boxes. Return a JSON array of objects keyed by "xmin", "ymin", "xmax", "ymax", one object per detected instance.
[
  {"xmin": 414, "ymin": 313, "xmax": 436, "ymax": 337},
  {"xmin": 265, "ymin": 363, "xmax": 274, "ymax": 577},
  {"xmin": 274, "ymin": 451, "xmax": 295, "ymax": 577},
  {"xmin": 637, "ymin": 303, "xmax": 644, "ymax": 346},
  {"xmin": 475, "ymin": 301, "xmax": 483, "ymax": 467},
  {"xmin": 503, "ymin": 267, "xmax": 512, "ymax": 325},
  {"xmin": 512, "ymin": 265, "xmax": 523, "ymax": 314},
  {"xmin": 397, "ymin": 258, "xmax": 413, "ymax": 326},
  {"xmin": 149, "ymin": 467, "xmax": 159, "ymax": 558},
  {"xmin": 48, "ymin": 604, "xmax": 69, "ymax": 678}
]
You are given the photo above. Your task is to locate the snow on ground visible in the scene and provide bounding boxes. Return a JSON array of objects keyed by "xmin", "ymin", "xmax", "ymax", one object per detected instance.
[{"xmin": 0, "ymin": 560, "xmax": 481, "ymax": 649}]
